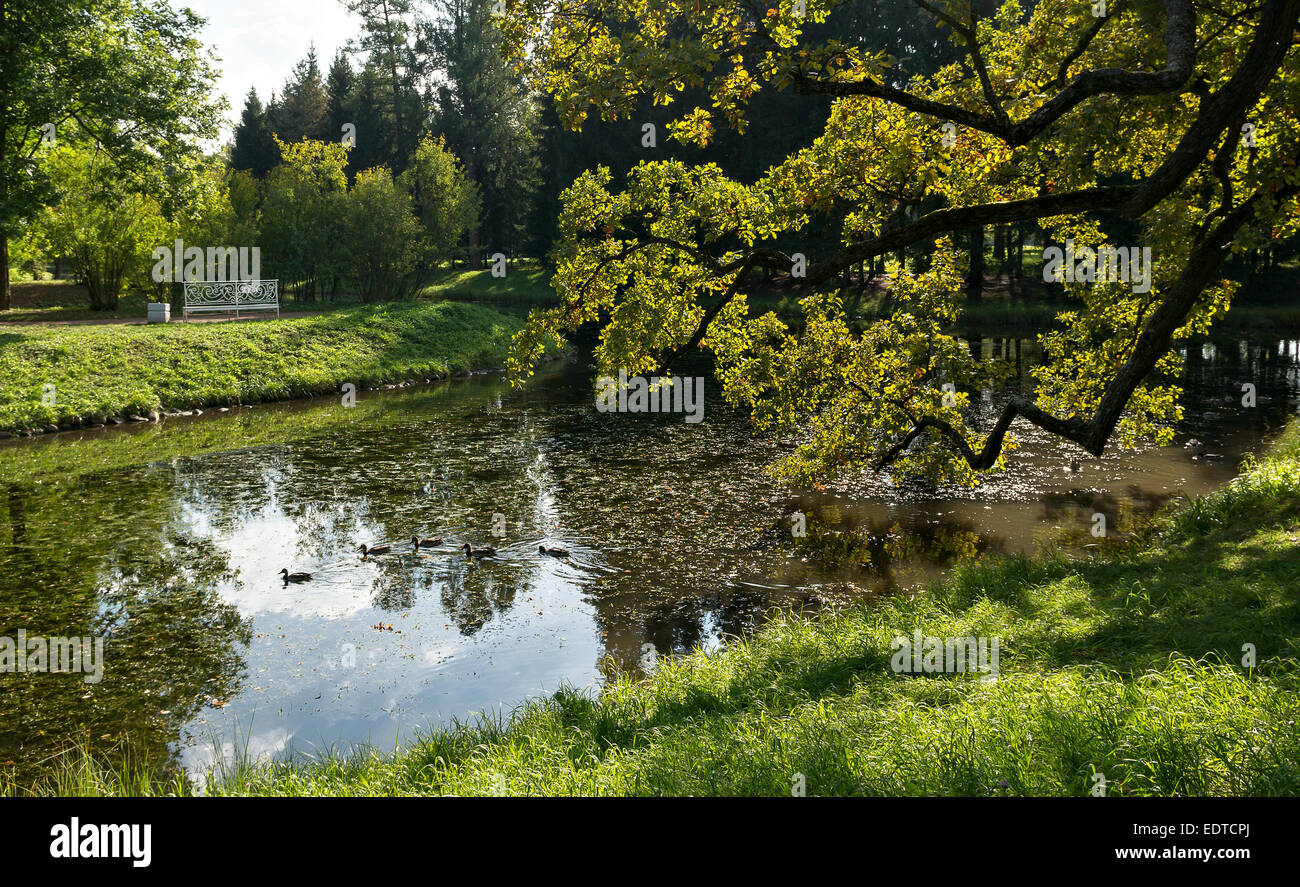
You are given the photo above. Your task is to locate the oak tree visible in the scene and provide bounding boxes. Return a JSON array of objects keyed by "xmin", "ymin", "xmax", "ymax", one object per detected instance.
[{"xmin": 504, "ymin": 0, "xmax": 1300, "ymax": 485}]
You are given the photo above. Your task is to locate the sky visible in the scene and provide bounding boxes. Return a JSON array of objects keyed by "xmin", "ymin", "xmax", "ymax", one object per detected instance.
[{"xmin": 182, "ymin": 0, "xmax": 360, "ymax": 139}]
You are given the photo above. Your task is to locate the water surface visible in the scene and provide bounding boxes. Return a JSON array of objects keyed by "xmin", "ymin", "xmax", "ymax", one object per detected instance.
[{"xmin": 1, "ymin": 333, "xmax": 1297, "ymax": 785}]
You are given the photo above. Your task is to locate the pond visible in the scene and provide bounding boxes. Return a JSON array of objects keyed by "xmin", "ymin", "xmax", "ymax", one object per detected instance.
[{"xmin": 1, "ymin": 332, "xmax": 1298, "ymax": 787}]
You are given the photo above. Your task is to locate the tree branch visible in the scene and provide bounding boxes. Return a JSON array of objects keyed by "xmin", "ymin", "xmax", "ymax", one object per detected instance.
[
  {"xmin": 879, "ymin": 178, "xmax": 1298, "ymax": 472},
  {"xmin": 790, "ymin": 0, "xmax": 1197, "ymax": 148}
]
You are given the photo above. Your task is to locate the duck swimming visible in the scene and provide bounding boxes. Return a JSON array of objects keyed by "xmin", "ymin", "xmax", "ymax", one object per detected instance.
[
  {"xmin": 279, "ymin": 569, "xmax": 312, "ymax": 583},
  {"xmin": 463, "ymin": 543, "xmax": 497, "ymax": 558},
  {"xmin": 538, "ymin": 545, "xmax": 570, "ymax": 557},
  {"xmin": 412, "ymin": 535, "xmax": 444, "ymax": 549},
  {"xmin": 359, "ymin": 543, "xmax": 392, "ymax": 557}
]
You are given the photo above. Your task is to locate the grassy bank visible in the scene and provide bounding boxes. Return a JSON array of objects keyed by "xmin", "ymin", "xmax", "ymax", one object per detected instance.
[
  {"xmin": 21, "ymin": 422, "xmax": 1300, "ymax": 797},
  {"xmin": 0, "ymin": 301, "xmax": 524, "ymax": 435},
  {"xmin": 0, "ymin": 375, "xmax": 527, "ymax": 484}
]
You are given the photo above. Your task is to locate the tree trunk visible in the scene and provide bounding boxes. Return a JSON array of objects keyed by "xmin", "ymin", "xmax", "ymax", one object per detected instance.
[
  {"xmin": 1, "ymin": 94, "xmax": 8, "ymax": 310},
  {"xmin": 966, "ymin": 226, "xmax": 984, "ymax": 297},
  {"xmin": 85, "ymin": 267, "xmax": 121, "ymax": 311},
  {"xmin": 468, "ymin": 226, "xmax": 481, "ymax": 270},
  {"xmin": 0, "ymin": 234, "xmax": 9, "ymax": 311},
  {"xmin": 465, "ymin": 157, "xmax": 482, "ymax": 269}
]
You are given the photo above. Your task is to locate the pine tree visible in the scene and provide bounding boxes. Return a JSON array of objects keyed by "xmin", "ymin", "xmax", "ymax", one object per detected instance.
[
  {"xmin": 229, "ymin": 88, "xmax": 279, "ymax": 178},
  {"xmin": 420, "ymin": 0, "xmax": 539, "ymax": 266},
  {"xmin": 325, "ymin": 50, "xmax": 357, "ymax": 177},
  {"xmin": 345, "ymin": 0, "xmax": 422, "ymax": 171},
  {"xmin": 269, "ymin": 46, "xmax": 330, "ymax": 144}
]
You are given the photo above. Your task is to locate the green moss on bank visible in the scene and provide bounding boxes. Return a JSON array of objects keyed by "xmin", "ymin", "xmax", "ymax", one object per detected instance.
[{"xmin": 0, "ymin": 301, "xmax": 523, "ymax": 435}]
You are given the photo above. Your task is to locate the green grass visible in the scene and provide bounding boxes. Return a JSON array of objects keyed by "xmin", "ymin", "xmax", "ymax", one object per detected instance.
[
  {"xmin": 0, "ymin": 300, "xmax": 525, "ymax": 435},
  {"xmin": 0, "ymin": 280, "xmax": 156, "ymax": 323},
  {"xmin": 16, "ymin": 422, "xmax": 1300, "ymax": 797},
  {"xmin": 417, "ymin": 265, "xmax": 558, "ymax": 316}
]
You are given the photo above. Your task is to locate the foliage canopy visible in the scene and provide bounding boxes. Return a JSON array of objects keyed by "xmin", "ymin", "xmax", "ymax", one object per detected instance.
[{"xmin": 504, "ymin": 0, "xmax": 1300, "ymax": 485}]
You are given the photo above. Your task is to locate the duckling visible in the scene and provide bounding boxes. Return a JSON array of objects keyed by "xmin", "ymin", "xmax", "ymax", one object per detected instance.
[
  {"xmin": 538, "ymin": 544, "xmax": 570, "ymax": 557},
  {"xmin": 359, "ymin": 543, "xmax": 392, "ymax": 557},
  {"xmin": 1068, "ymin": 458, "xmax": 1080, "ymax": 473},
  {"xmin": 463, "ymin": 542, "xmax": 497, "ymax": 558},
  {"xmin": 279, "ymin": 569, "xmax": 312, "ymax": 583},
  {"xmin": 412, "ymin": 535, "xmax": 444, "ymax": 549}
]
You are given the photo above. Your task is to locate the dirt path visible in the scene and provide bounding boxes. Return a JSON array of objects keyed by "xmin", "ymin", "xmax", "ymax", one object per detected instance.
[
  {"xmin": 3, "ymin": 310, "xmax": 326, "ymax": 327},
  {"xmin": 2, "ymin": 282, "xmax": 350, "ymax": 325}
]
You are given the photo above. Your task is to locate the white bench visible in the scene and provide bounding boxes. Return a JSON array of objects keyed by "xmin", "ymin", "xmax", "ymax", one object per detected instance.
[{"xmin": 182, "ymin": 280, "xmax": 280, "ymax": 320}]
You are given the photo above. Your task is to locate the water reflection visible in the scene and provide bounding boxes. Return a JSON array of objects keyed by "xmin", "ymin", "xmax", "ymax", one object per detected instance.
[
  {"xmin": 0, "ymin": 333, "xmax": 1296, "ymax": 786},
  {"xmin": 0, "ymin": 472, "xmax": 248, "ymax": 786}
]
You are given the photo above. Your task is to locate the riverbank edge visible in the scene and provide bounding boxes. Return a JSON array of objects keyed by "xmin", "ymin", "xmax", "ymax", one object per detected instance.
[
  {"xmin": 0, "ymin": 301, "xmax": 551, "ymax": 439},
  {"xmin": 16, "ymin": 421, "xmax": 1300, "ymax": 797}
]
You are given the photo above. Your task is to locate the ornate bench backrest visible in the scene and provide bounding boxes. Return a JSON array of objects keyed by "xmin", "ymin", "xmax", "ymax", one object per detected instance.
[{"xmin": 183, "ymin": 280, "xmax": 279, "ymax": 308}]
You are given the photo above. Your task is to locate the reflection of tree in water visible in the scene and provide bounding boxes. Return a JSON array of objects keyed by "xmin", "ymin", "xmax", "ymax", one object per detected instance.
[
  {"xmin": 160, "ymin": 432, "xmax": 554, "ymax": 636},
  {"xmin": 598, "ymin": 585, "xmax": 824, "ymax": 678},
  {"xmin": 1180, "ymin": 336, "xmax": 1299, "ymax": 439},
  {"xmin": 0, "ymin": 474, "xmax": 248, "ymax": 790},
  {"xmin": 881, "ymin": 521, "xmax": 986, "ymax": 568},
  {"xmin": 1040, "ymin": 485, "xmax": 1173, "ymax": 545},
  {"xmin": 793, "ymin": 508, "xmax": 992, "ymax": 585},
  {"xmin": 435, "ymin": 561, "xmax": 521, "ymax": 636},
  {"xmin": 369, "ymin": 564, "xmax": 419, "ymax": 612}
]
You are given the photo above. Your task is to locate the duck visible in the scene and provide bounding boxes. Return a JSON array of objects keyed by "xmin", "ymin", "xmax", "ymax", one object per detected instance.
[
  {"xmin": 412, "ymin": 535, "xmax": 444, "ymax": 549},
  {"xmin": 463, "ymin": 543, "xmax": 497, "ymax": 558},
  {"xmin": 279, "ymin": 569, "xmax": 312, "ymax": 583},
  {"xmin": 538, "ymin": 544, "xmax": 570, "ymax": 557},
  {"xmin": 1068, "ymin": 458, "xmax": 1080, "ymax": 473},
  {"xmin": 359, "ymin": 543, "xmax": 392, "ymax": 557}
]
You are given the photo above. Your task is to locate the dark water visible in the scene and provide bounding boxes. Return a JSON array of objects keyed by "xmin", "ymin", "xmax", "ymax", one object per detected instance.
[{"xmin": 1, "ymin": 333, "xmax": 1297, "ymax": 786}]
